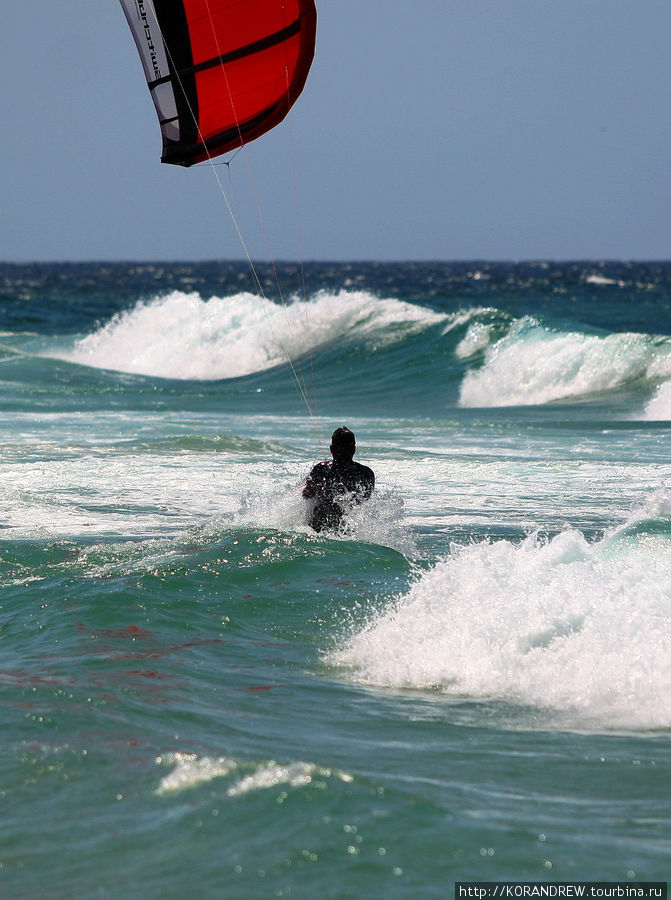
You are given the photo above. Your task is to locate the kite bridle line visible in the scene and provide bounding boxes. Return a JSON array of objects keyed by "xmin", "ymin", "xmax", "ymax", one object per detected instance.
[
  {"xmin": 283, "ymin": 35, "xmax": 322, "ymax": 447},
  {"xmin": 152, "ymin": 0, "xmax": 322, "ymax": 446},
  {"xmin": 199, "ymin": 0, "xmax": 322, "ymax": 449}
]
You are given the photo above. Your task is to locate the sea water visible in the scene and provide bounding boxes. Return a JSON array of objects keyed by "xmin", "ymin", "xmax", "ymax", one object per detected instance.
[{"xmin": 0, "ymin": 261, "xmax": 670, "ymax": 897}]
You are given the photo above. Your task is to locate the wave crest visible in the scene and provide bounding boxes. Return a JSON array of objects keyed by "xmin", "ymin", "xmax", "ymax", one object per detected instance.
[
  {"xmin": 331, "ymin": 495, "xmax": 671, "ymax": 729},
  {"xmin": 459, "ymin": 318, "xmax": 671, "ymax": 407},
  {"xmin": 46, "ymin": 289, "xmax": 446, "ymax": 381}
]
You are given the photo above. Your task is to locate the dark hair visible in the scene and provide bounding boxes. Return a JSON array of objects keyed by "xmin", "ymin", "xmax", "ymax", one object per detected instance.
[{"xmin": 331, "ymin": 426, "xmax": 356, "ymax": 458}]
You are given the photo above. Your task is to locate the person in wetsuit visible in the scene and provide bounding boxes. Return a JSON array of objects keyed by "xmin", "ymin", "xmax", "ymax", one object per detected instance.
[{"xmin": 303, "ymin": 427, "xmax": 375, "ymax": 533}]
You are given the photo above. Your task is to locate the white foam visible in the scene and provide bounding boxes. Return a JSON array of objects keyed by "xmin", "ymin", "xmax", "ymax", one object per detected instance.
[
  {"xmin": 226, "ymin": 761, "xmax": 353, "ymax": 796},
  {"xmin": 155, "ymin": 753, "xmax": 237, "ymax": 795},
  {"xmin": 605, "ymin": 487, "xmax": 671, "ymax": 538},
  {"xmin": 155, "ymin": 753, "xmax": 352, "ymax": 796},
  {"xmin": 642, "ymin": 380, "xmax": 671, "ymax": 420},
  {"xmin": 455, "ymin": 321, "xmax": 495, "ymax": 359},
  {"xmin": 459, "ymin": 320, "xmax": 671, "ymax": 407},
  {"xmin": 44, "ymin": 289, "xmax": 446, "ymax": 380},
  {"xmin": 331, "ymin": 497, "xmax": 671, "ymax": 729},
  {"xmin": 585, "ymin": 274, "xmax": 622, "ymax": 286},
  {"xmin": 0, "ymin": 450, "xmax": 242, "ymax": 538}
]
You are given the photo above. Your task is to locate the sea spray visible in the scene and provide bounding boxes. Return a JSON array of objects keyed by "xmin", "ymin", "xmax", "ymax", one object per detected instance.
[
  {"xmin": 642, "ymin": 379, "xmax": 671, "ymax": 420},
  {"xmin": 332, "ymin": 501, "xmax": 671, "ymax": 729},
  {"xmin": 45, "ymin": 289, "xmax": 447, "ymax": 380},
  {"xmin": 459, "ymin": 318, "xmax": 671, "ymax": 407}
]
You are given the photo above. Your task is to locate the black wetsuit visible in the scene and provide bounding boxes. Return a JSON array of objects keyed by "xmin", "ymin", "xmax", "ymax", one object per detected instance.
[{"xmin": 303, "ymin": 457, "xmax": 375, "ymax": 532}]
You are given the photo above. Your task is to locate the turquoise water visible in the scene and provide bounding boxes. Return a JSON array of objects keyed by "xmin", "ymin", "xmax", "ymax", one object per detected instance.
[{"xmin": 1, "ymin": 261, "xmax": 670, "ymax": 897}]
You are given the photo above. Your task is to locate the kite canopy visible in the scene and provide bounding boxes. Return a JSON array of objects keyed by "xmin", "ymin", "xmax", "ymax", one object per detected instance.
[{"xmin": 119, "ymin": 0, "xmax": 317, "ymax": 166}]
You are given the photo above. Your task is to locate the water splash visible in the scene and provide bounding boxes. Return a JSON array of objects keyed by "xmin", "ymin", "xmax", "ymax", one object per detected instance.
[{"xmin": 331, "ymin": 495, "xmax": 671, "ymax": 729}]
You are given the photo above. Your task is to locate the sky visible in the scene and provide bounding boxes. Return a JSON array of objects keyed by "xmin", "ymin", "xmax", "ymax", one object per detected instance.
[{"xmin": 1, "ymin": 1, "xmax": 670, "ymax": 262}]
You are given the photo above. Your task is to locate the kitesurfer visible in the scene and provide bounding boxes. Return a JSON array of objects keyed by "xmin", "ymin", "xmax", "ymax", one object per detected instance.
[{"xmin": 303, "ymin": 427, "xmax": 375, "ymax": 533}]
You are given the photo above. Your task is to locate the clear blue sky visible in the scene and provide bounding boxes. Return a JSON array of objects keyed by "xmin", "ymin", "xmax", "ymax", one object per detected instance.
[{"xmin": 2, "ymin": 1, "xmax": 670, "ymax": 261}]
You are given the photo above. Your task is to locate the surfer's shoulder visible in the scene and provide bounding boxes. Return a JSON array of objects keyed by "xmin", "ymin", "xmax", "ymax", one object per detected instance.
[{"xmin": 308, "ymin": 460, "xmax": 332, "ymax": 478}]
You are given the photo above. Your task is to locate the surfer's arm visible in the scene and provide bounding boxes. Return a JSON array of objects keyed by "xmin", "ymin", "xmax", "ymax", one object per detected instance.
[
  {"xmin": 356, "ymin": 465, "xmax": 375, "ymax": 500},
  {"xmin": 302, "ymin": 464, "xmax": 323, "ymax": 499},
  {"xmin": 365, "ymin": 469, "xmax": 375, "ymax": 498}
]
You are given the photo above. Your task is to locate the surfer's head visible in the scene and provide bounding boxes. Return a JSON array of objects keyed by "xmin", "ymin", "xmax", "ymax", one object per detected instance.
[{"xmin": 330, "ymin": 427, "xmax": 356, "ymax": 460}]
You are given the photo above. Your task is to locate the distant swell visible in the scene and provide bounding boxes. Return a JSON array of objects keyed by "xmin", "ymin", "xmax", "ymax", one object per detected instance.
[
  {"xmin": 46, "ymin": 289, "xmax": 446, "ymax": 381},
  {"xmin": 39, "ymin": 294, "xmax": 671, "ymax": 415}
]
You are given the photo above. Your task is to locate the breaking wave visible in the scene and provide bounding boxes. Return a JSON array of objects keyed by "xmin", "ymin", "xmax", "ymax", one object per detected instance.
[
  {"xmin": 35, "ymin": 292, "xmax": 671, "ymax": 417},
  {"xmin": 331, "ymin": 491, "xmax": 671, "ymax": 730},
  {"xmin": 458, "ymin": 316, "xmax": 671, "ymax": 408},
  {"xmin": 45, "ymin": 289, "xmax": 446, "ymax": 381}
]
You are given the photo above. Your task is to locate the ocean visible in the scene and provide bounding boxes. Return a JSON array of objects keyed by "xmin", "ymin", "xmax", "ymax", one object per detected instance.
[{"xmin": 1, "ymin": 260, "xmax": 670, "ymax": 897}]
